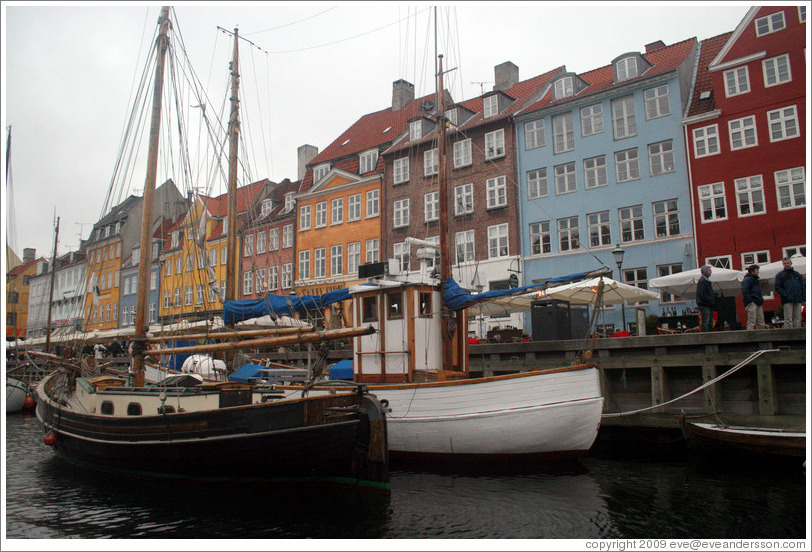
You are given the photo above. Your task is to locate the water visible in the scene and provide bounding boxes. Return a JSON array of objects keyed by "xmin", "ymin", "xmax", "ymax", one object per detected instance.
[{"xmin": 4, "ymin": 412, "xmax": 807, "ymax": 540}]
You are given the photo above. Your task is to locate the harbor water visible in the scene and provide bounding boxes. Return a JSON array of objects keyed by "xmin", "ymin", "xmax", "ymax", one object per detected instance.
[{"xmin": 4, "ymin": 411, "xmax": 808, "ymax": 541}]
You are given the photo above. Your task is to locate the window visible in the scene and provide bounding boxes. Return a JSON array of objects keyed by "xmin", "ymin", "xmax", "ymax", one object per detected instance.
[
  {"xmin": 553, "ymin": 77, "xmax": 573, "ymax": 99},
  {"xmin": 742, "ymin": 250, "xmax": 770, "ymax": 267},
  {"xmin": 487, "ymin": 223, "xmax": 509, "ymax": 258},
  {"xmin": 171, "ymin": 231, "xmax": 180, "ymax": 248},
  {"xmin": 580, "ymin": 104, "xmax": 604, "ymax": 136},
  {"xmin": 527, "ymin": 168, "xmax": 548, "ymax": 199},
  {"xmin": 484, "ymin": 129, "xmax": 505, "ymax": 159},
  {"xmin": 483, "ymin": 95, "xmax": 499, "ymax": 118},
  {"xmin": 282, "ymin": 225, "xmax": 293, "ymax": 248},
  {"xmin": 174, "ymin": 288, "xmax": 181, "ymax": 307},
  {"xmin": 584, "ymin": 156, "xmax": 607, "ymax": 189},
  {"xmin": 268, "ymin": 228, "xmax": 279, "ymax": 251},
  {"xmin": 101, "ymin": 401, "xmax": 114, "ymax": 415},
  {"xmin": 148, "ymin": 303, "xmax": 156, "ymax": 323},
  {"xmin": 387, "ymin": 292, "xmax": 404, "ymax": 319},
  {"xmin": 763, "ymin": 54, "xmax": 791, "ymax": 87},
  {"xmin": 359, "ymin": 150, "xmax": 378, "ymax": 174},
  {"xmin": 282, "ymin": 264, "xmax": 293, "ymax": 289},
  {"xmin": 649, "ymin": 140, "xmax": 675, "ymax": 176},
  {"xmin": 315, "ymin": 202, "xmax": 327, "ymax": 227},
  {"xmin": 587, "ymin": 211, "xmax": 611, "ymax": 247},
  {"xmin": 424, "ymin": 149, "xmax": 439, "ymax": 176},
  {"xmin": 313, "ymin": 164, "xmax": 330, "ymax": 183},
  {"xmin": 409, "ymin": 120, "xmax": 422, "ymax": 141},
  {"xmin": 455, "ymin": 230, "xmax": 475, "ymax": 263},
  {"xmin": 362, "ymin": 296, "xmax": 378, "ymax": 322},
  {"xmin": 615, "ymin": 149, "xmax": 640, "ymax": 182},
  {"xmin": 299, "ymin": 250, "xmax": 310, "ymax": 280},
  {"xmin": 268, "ymin": 266, "xmax": 278, "ymax": 291},
  {"xmin": 185, "ymin": 255, "xmax": 193, "ymax": 272},
  {"xmin": 611, "ymin": 96, "xmax": 637, "ymax": 139},
  {"xmin": 729, "ymin": 116, "xmax": 758, "ymax": 150},
  {"xmin": 707, "ymin": 255, "xmax": 732, "ymax": 269},
  {"xmin": 150, "ymin": 271, "xmax": 157, "ymax": 291},
  {"xmin": 348, "ymin": 194, "xmax": 361, "ymax": 221},
  {"xmin": 799, "ymin": 6, "xmax": 806, "ymax": 23},
  {"xmin": 619, "ymin": 205, "xmax": 644, "ymax": 242},
  {"xmin": 394, "ymin": 157, "xmax": 410, "ymax": 184},
  {"xmin": 299, "ymin": 205, "xmax": 311, "ymax": 230},
  {"xmin": 331, "ymin": 198, "xmax": 343, "ymax": 225},
  {"xmin": 454, "ymin": 183, "xmax": 474, "ymax": 216},
  {"xmin": 723, "ymin": 66, "xmax": 750, "ymax": 97},
  {"xmin": 453, "ymin": 139, "xmax": 472, "ymax": 168},
  {"xmin": 698, "ymin": 183, "xmax": 728, "ymax": 222},
  {"xmin": 552, "ymin": 112, "xmax": 574, "ymax": 153},
  {"xmin": 783, "ymin": 245, "xmax": 806, "ymax": 258},
  {"xmin": 283, "ymin": 193, "xmax": 295, "ymax": 213},
  {"xmin": 242, "ymin": 272, "xmax": 253, "ymax": 296},
  {"xmin": 554, "ymin": 163, "xmax": 576, "ymax": 195},
  {"xmin": 529, "ymin": 221, "xmax": 551, "ymax": 255},
  {"xmin": 393, "ymin": 199, "xmax": 410, "ymax": 228},
  {"xmin": 755, "ymin": 10, "xmax": 785, "ymax": 36},
  {"xmin": 419, "ymin": 292, "xmax": 433, "ymax": 318},
  {"xmin": 314, "ymin": 248, "xmax": 326, "ymax": 278},
  {"xmin": 330, "ymin": 245, "xmax": 342, "ymax": 276},
  {"xmin": 486, "ymin": 176, "xmax": 507, "ymax": 208},
  {"xmin": 424, "ymin": 192, "xmax": 439, "ymax": 222},
  {"xmin": 347, "ymin": 242, "xmax": 361, "ymax": 275},
  {"xmin": 657, "ymin": 264, "xmax": 683, "ymax": 303},
  {"xmin": 366, "ymin": 189, "xmax": 379, "ymax": 217},
  {"xmin": 623, "ymin": 268, "xmax": 649, "ymax": 301},
  {"xmin": 256, "ymin": 231, "xmax": 266, "ymax": 254},
  {"xmin": 557, "ymin": 217, "xmax": 580, "ymax": 252},
  {"xmin": 261, "ymin": 199, "xmax": 273, "ymax": 217},
  {"xmin": 525, "ymin": 120, "xmax": 545, "ymax": 149},
  {"xmin": 616, "ymin": 56, "xmax": 638, "ymax": 81},
  {"xmin": 767, "ymin": 106, "xmax": 799, "ymax": 142},
  {"xmin": 446, "ymin": 108, "xmax": 458, "ymax": 126},
  {"xmin": 185, "ymin": 285, "xmax": 193, "ymax": 305},
  {"xmin": 394, "ymin": 242, "xmax": 410, "ymax": 272},
  {"xmin": 209, "ymin": 247, "xmax": 218, "ymax": 266},
  {"xmin": 196, "ymin": 284, "xmax": 205, "ymax": 303},
  {"xmin": 424, "ymin": 236, "xmax": 440, "ymax": 270},
  {"xmin": 735, "ymin": 176, "xmax": 765, "ymax": 216},
  {"xmin": 365, "ymin": 238, "xmax": 379, "ymax": 263},
  {"xmin": 775, "ymin": 167, "xmax": 805, "ymax": 210},
  {"xmin": 653, "ymin": 199, "xmax": 680, "ymax": 238},
  {"xmin": 644, "ymin": 85, "xmax": 670, "ymax": 119}
]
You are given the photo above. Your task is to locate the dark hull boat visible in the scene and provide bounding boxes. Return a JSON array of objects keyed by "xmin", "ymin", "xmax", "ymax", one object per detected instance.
[
  {"xmin": 680, "ymin": 415, "xmax": 805, "ymax": 461},
  {"xmin": 36, "ymin": 372, "xmax": 389, "ymax": 490}
]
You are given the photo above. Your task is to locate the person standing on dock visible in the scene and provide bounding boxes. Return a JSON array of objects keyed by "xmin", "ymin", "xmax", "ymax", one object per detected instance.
[
  {"xmin": 774, "ymin": 257, "xmax": 806, "ymax": 328},
  {"xmin": 696, "ymin": 265, "xmax": 716, "ymax": 332},
  {"xmin": 741, "ymin": 265, "xmax": 764, "ymax": 330}
]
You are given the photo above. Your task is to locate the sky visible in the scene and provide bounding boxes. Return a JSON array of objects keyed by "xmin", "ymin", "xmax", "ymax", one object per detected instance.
[{"xmin": 2, "ymin": 1, "xmax": 757, "ymax": 261}]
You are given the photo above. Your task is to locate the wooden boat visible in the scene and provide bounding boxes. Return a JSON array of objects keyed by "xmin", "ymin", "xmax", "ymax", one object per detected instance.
[
  {"xmin": 34, "ymin": 7, "xmax": 390, "ymax": 491},
  {"xmin": 6, "ymin": 376, "xmax": 27, "ymax": 413},
  {"xmin": 680, "ymin": 415, "xmax": 806, "ymax": 460}
]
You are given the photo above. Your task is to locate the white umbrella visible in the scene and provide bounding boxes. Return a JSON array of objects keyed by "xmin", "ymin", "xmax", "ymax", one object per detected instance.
[
  {"xmin": 539, "ymin": 277, "xmax": 660, "ymax": 305},
  {"xmin": 649, "ymin": 267, "xmax": 746, "ymax": 299},
  {"xmin": 757, "ymin": 255, "xmax": 806, "ymax": 280}
]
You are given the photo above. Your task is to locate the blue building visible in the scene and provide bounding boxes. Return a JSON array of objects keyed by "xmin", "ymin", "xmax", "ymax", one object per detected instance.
[
  {"xmin": 515, "ymin": 39, "xmax": 700, "ymax": 334},
  {"xmin": 119, "ymin": 240, "xmax": 163, "ymax": 332}
]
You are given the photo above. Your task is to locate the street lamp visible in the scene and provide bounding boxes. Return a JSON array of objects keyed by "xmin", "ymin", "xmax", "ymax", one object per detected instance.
[{"xmin": 612, "ymin": 244, "xmax": 626, "ymax": 331}]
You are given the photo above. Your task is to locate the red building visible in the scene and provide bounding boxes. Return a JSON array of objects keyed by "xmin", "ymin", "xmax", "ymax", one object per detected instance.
[{"xmin": 684, "ymin": 6, "xmax": 806, "ymax": 322}]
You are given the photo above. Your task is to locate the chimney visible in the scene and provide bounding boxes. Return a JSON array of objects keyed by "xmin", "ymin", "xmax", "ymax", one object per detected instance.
[
  {"xmin": 297, "ymin": 144, "xmax": 319, "ymax": 181},
  {"xmin": 494, "ymin": 61, "xmax": 519, "ymax": 91},
  {"xmin": 392, "ymin": 79, "xmax": 415, "ymax": 111},
  {"xmin": 23, "ymin": 248, "xmax": 35, "ymax": 263},
  {"xmin": 645, "ymin": 40, "xmax": 666, "ymax": 53}
]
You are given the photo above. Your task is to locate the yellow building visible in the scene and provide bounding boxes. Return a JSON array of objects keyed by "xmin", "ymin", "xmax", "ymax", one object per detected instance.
[
  {"xmin": 6, "ymin": 254, "xmax": 43, "ymax": 340},
  {"xmin": 295, "ymin": 170, "xmax": 383, "ymax": 327}
]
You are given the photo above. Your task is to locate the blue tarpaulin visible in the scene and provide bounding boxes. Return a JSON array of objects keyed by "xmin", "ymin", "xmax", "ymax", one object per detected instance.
[
  {"xmin": 229, "ymin": 363, "xmax": 266, "ymax": 383},
  {"xmin": 442, "ymin": 273, "xmax": 592, "ymax": 311},
  {"xmin": 223, "ymin": 288, "xmax": 351, "ymax": 324},
  {"xmin": 166, "ymin": 340, "xmax": 193, "ymax": 369},
  {"xmin": 328, "ymin": 360, "xmax": 354, "ymax": 380}
]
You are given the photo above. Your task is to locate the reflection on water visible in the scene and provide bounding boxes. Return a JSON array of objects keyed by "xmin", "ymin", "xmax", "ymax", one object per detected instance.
[{"xmin": 4, "ymin": 413, "xmax": 806, "ymax": 539}]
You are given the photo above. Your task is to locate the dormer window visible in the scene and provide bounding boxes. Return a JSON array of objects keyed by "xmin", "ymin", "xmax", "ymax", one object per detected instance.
[
  {"xmin": 446, "ymin": 108, "xmax": 458, "ymax": 126},
  {"xmin": 284, "ymin": 193, "xmax": 295, "ymax": 213},
  {"xmin": 553, "ymin": 77, "xmax": 574, "ymax": 100},
  {"xmin": 313, "ymin": 164, "xmax": 330, "ymax": 183},
  {"xmin": 261, "ymin": 199, "xmax": 274, "ymax": 217},
  {"xmin": 359, "ymin": 149, "xmax": 378, "ymax": 174},
  {"xmin": 755, "ymin": 10, "xmax": 785, "ymax": 36},
  {"xmin": 171, "ymin": 230, "xmax": 180, "ymax": 248},
  {"xmin": 483, "ymin": 95, "xmax": 499, "ymax": 118},
  {"xmin": 115, "ymin": 222, "xmax": 122, "ymax": 234},
  {"xmin": 409, "ymin": 120, "xmax": 422, "ymax": 141},
  {"xmin": 616, "ymin": 56, "xmax": 638, "ymax": 81}
]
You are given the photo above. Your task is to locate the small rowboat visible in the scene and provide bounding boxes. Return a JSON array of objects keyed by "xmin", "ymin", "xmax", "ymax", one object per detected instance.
[{"xmin": 680, "ymin": 414, "xmax": 806, "ymax": 460}]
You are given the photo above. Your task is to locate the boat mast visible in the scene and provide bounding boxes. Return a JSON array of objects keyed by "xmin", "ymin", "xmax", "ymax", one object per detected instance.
[
  {"xmin": 224, "ymin": 27, "xmax": 240, "ymax": 305},
  {"xmin": 44, "ymin": 216, "xmax": 59, "ymax": 353},
  {"xmin": 132, "ymin": 6, "xmax": 171, "ymax": 386}
]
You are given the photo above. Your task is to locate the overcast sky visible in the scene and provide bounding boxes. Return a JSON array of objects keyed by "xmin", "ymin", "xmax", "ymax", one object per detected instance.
[{"xmin": 3, "ymin": 1, "xmax": 755, "ymax": 260}]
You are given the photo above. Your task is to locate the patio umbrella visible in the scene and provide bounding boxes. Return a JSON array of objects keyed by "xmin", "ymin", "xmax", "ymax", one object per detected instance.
[
  {"xmin": 539, "ymin": 277, "xmax": 660, "ymax": 305},
  {"xmin": 649, "ymin": 267, "xmax": 746, "ymax": 299}
]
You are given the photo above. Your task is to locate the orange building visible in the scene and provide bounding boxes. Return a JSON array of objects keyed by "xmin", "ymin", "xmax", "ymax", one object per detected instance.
[{"xmin": 6, "ymin": 253, "xmax": 44, "ymax": 340}]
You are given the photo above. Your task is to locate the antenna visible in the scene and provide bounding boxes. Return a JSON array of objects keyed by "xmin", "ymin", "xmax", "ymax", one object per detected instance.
[
  {"xmin": 75, "ymin": 222, "xmax": 91, "ymax": 243},
  {"xmin": 471, "ymin": 81, "xmax": 493, "ymax": 95}
]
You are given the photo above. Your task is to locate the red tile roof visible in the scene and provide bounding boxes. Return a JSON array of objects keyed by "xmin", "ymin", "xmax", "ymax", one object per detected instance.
[
  {"xmin": 201, "ymin": 178, "xmax": 270, "ymax": 217},
  {"xmin": 686, "ymin": 32, "xmax": 734, "ymax": 118},
  {"xmin": 8, "ymin": 258, "xmax": 42, "ymax": 276}
]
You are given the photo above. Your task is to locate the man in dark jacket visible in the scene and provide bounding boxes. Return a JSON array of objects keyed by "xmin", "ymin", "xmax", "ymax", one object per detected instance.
[
  {"xmin": 774, "ymin": 257, "xmax": 805, "ymax": 328},
  {"xmin": 741, "ymin": 264, "xmax": 764, "ymax": 330},
  {"xmin": 696, "ymin": 265, "xmax": 716, "ymax": 332}
]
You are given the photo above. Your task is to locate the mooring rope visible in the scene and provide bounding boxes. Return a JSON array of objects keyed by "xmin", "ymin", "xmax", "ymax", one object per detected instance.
[{"xmin": 601, "ymin": 347, "xmax": 784, "ymax": 418}]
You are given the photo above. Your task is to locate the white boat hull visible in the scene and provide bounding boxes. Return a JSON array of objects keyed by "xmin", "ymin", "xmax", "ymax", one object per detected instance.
[{"xmin": 6, "ymin": 376, "xmax": 27, "ymax": 413}]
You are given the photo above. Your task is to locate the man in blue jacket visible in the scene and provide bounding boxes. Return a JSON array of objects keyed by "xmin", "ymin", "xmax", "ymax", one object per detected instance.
[
  {"xmin": 774, "ymin": 257, "xmax": 806, "ymax": 328},
  {"xmin": 696, "ymin": 265, "xmax": 715, "ymax": 332},
  {"xmin": 741, "ymin": 265, "xmax": 764, "ymax": 330}
]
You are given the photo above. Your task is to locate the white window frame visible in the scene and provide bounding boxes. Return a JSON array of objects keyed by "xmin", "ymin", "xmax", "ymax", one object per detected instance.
[
  {"xmin": 366, "ymin": 189, "xmax": 379, "ymax": 218},
  {"xmin": 348, "ymin": 194, "xmax": 361, "ymax": 221},
  {"xmin": 524, "ymin": 119, "xmax": 545, "ymax": 149},
  {"xmin": 282, "ymin": 225, "xmax": 293, "ymax": 248},
  {"xmin": 527, "ymin": 168, "xmax": 548, "ymax": 199},
  {"xmin": 755, "ymin": 10, "xmax": 786, "ymax": 36},
  {"xmin": 261, "ymin": 199, "xmax": 273, "ymax": 217},
  {"xmin": 698, "ymin": 183, "xmax": 728, "ymax": 223},
  {"xmin": 653, "ymin": 199, "xmax": 680, "ymax": 238},
  {"xmin": 557, "ymin": 216, "xmax": 580, "ymax": 252},
  {"xmin": 762, "ymin": 54, "xmax": 792, "ymax": 87},
  {"xmin": 554, "ymin": 162, "xmax": 577, "ymax": 195},
  {"xmin": 552, "ymin": 112, "xmax": 574, "ymax": 153},
  {"xmin": 580, "ymin": 104, "xmax": 604, "ymax": 137},
  {"xmin": 393, "ymin": 157, "xmax": 410, "ymax": 184},
  {"xmin": 775, "ymin": 167, "xmax": 806, "ymax": 211},
  {"xmin": 767, "ymin": 105, "xmax": 799, "ymax": 142},
  {"xmin": 616, "ymin": 56, "xmax": 638, "ymax": 81},
  {"xmin": 619, "ymin": 205, "xmax": 645, "ymax": 243},
  {"xmin": 734, "ymin": 175, "xmax": 766, "ymax": 217},
  {"xmin": 330, "ymin": 245, "xmax": 343, "ymax": 276},
  {"xmin": 529, "ymin": 221, "xmax": 551, "ymax": 256},
  {"xmin": 487, "ymin": 223, "xmax": 509, "ymax": 258},
  {"xmin": 313, "ymin": 164, "xmax": 330, "ymax": 183},
  {"xmin": 365, "ymin": 238, "xmax": 379, "ymax": 263},
  {"xmin": 723, "ymin": 66, "xmax": 750, "ymax": 97},
  {"xmin": 393, "ymin": 198, "xmax": 410, "ymax": 228},
  {"xmin": 584, "ymin": 156, "xmax": 607, "ymax": 189},
  {"xmin": 455, "ymin": 230, "xmax": 475, "ymax": 264},
  {"xmin": 242, "ymin": 272, "xmax": 253, "ymax": 296},
  {"xmin": 483, "ymin": 95, "xmax": 499, "ymax": 118},
  {"xmin": 783, "ymin": 245, "xmax": 806, "ymax": 258},
  {"xmin": 484, "ymin": 129, "xmax": 505, "ymax": 160},
  {"xmin": 282, "ymin": 264, "xmax": 293, "ymax": 289},
  {"xmin": 269, "ymin": 227, "xmax": 279, "ymax": 251},
  {"xmin": 454, "ymin": 183, "xmax": 474, "ymax": 216},
  {"xmin": 409, "ymin": 120, "xmax": 422, "ymax": 141},
  {"xmin": 256, "ymin": 230, "xmax": 266, "ymax": 254},
  {"xmin": 268, "ymin": 266, "xmax": 279, "ymax": 291},
  {"xmin": 424, "ymin": 191, "xmax": 439, "ymax": 222},
  {"xmin": 299, "ymin": 205, "xmax": 311, "ymax": 231},
  {"xmin": 615, "ymin": 148, "xmax": 640, "ymax": 182},
  {"xmin": 742, "ymin": 250, "xmax": 770, "ymax": 267},
  {"xmin": 648, "ymin": 140, "xmax": 675, "ymax": 176},
  {"xmin": 394, "ymin": 242, "xmax": 410, "ymax": 272},
  {"xmin": 553, "ymin": 76, "xmax": 573, "ymax": 100},
  {"xmin": 359, "ymin": 149, "xmax": 378, "ymax": 174},
  {"xmin": 424, "ymin": 148, "xmax": 439, "ymax": 176},
  {"xmin": 728, "ymin": 116, "xmax": 758, "ymax": 150},
  {"xmin": 587, "ymin": 211, "xmax": 611, "ymax": 247},
  {"xmin": 347, "ymin": 242, "xmax": 361, "ymax": 275},
  {"xmin": 644, "ymin": 84, "xmax": 670, "ymax": 119},
  {"xmin": 486, "ymin": 176, "xmax": 507, "ymax": 209},
  {"xmin": 283, "ymin": 193, "xmax": 295, "ymax": 213},
  {"xmin": 331, "ymin": 198, "xmax": 344, "ymax": 225},
  {"xmin": 314, "ymin": 247, "xmax": 326, "ymax": 279},
  {"xmin": 706, "ymin": 256, "xmax": 732, "ymax": 269},
  {"xmin": 315, "ymin": 201, "xmax": 327, "ymax": 228},
  {"xmin": 799, "ymin": 6, "xmax": 806, "ymax": 23},
  {"xmin": 611, "ymin": 95, "xmax": 637, "ymax": 139},
  {"xmin": 453, "ymin": 139, "xmax": 472, "ymax": 168},
  {"xmin": 298, "ymin": 250, "xmax": 310, "ymax": 280}
]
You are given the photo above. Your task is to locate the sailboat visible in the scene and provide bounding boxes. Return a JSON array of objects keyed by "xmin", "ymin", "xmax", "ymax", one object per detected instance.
[
  {"xmin": 35, "ymin": 7, "xmax": 389, "ymax": 491},
  {"xmin": 226, "ymin": 54, "xmax": 605, "ymax": 464}
]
